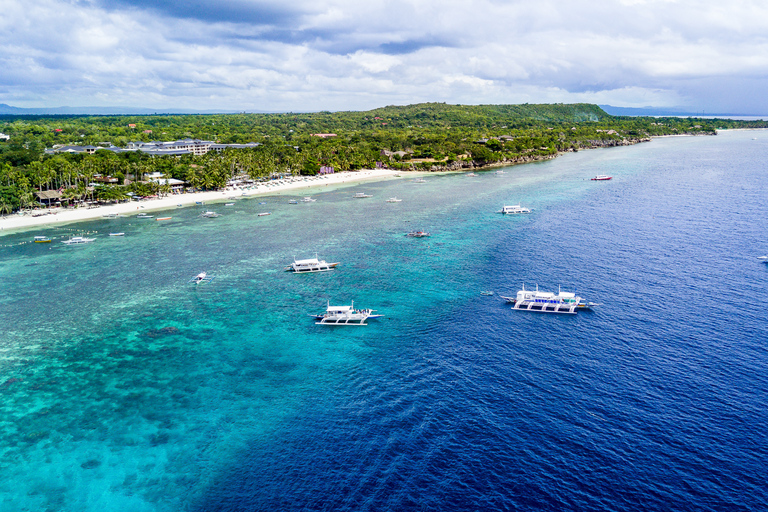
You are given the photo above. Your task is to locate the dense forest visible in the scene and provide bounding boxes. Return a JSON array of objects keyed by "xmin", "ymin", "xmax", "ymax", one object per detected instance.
[{"xmin": 1, "ymin": 102, "xmax": 766, "ymax": 213}]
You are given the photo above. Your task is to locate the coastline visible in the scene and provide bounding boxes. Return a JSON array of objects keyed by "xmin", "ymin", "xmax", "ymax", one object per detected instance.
[{"xmin": 0, "ymin": 169, "xmax": 400, "ymax": 235}]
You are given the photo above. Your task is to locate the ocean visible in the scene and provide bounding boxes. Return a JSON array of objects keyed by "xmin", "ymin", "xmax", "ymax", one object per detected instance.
[{"xmin": 1, "ymin": 130, "xmax": 766, "ymax": 511}]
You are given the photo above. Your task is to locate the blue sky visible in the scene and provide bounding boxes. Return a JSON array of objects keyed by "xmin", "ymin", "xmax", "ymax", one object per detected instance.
[{"xmin": 1, "ymin": 0, "xmax": 767, "ymax": 113}]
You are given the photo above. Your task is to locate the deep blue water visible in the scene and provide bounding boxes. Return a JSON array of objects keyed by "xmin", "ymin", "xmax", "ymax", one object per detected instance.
[{"xmin": 1, "ymin": 130, "xmax": 767, "ymax": 511}]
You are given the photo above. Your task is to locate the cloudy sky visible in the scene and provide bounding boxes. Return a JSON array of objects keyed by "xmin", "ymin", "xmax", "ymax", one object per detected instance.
[{"xmin": 1, "ymin": 0, "xmax": 767, "ymax": 113}]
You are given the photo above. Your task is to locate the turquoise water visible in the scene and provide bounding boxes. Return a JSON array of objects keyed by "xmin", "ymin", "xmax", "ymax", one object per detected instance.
[{"xmin": 1, "ymin": 130, "xmax": 767, "ymax": 511}]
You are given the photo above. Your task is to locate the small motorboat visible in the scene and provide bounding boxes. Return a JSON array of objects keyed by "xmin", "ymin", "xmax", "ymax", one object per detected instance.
[
  {"xmin": 201, "ymin": 211, "xmax": 220, "ymax": 218},
  {"xmin": 33, "ymin": 236, "xmax": 51, "ymax": 243},
  {"xmin": 758, "ymin": 255, "xmax": 768, "ymax": 262},
  {"xmin": 109, "ymin": 232, "xmax": 125, "ymax": 237},
  {"xmin": 224, "ymin": 203, "xmax": 235, "ymax": 206},
  {"xmin": 301, "ymin": 197, "xmax": 316, "ymax": 202},
  {"xmin": 591, "ymin": 175, "xmax": 613, "ymax": 181},
  {"xmin": 258, "ymin": 212, "xmax": 271, "ymax": 217},
  {"xmin": 481, "ymin": 291, "xmax": 494, "ymax": 296},
  {"xmin": 288, "ymin": 199, "xmax": 298, "ymax": 204},
  {"xmin": 156, "ymin": 217, "xmax": 172, "ymax": 221},
  {"xmin": 386, "ymin": 197, "xmax": 402, "ymax": 203},
  {"xmin": 406, "ymin": 231, "xmax": 431, "ymax": 237}
]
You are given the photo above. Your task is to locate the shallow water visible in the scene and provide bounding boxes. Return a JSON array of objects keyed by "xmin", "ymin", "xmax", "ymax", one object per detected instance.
[{"xmin": 1, "ymin": 130, "xmax": 767, "ymax": 511}]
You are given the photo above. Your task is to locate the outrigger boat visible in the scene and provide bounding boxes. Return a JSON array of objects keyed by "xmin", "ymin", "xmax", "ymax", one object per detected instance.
[
  {"xmin": 109, "ymin": 232, "xmax": 125, "ymax": 237},
  {"xmin": 62, "ymin": 236, "xmax": 95, "ymax": 245},
  {"xmin": 406, "ymin": 230, "xmax": 430, "ymax": 237},
  {"xmin": 201, "ymin": 211, "xmax": 220, "ymax": 218},
  {"xmin": 34, "ymin": 236, "xmax": 51, "ymax": 243},
  {"xmin": 190, "ymin": 271, "xmax": 215, "ymax": 285},
  {"xmin": 311, "ymin": 300, "xmax": 382, "ymax": 325},
  {"xmin": 499, "ymin": 204, "xmax": 532, "ymax": 214},
  {"xmin": 591, "ymin": 175, "xmax": 612, "ymax": 181},
  {"xmin": 258, "ymin": 212, "xmax": 271, "ymax": 217},
  {"xmin": 386, "ymin": 197, "xmax": 403, "ymax": 203},
  {"xmin": 500, "ymin": 284, "xmax": 600, "ymax": 314},
  {"xmin": 353, "ymin": 192, "xmax": 372, "ymax": 198},
  {"xmin": 286, "ymin": 255, "xmax": 339, "ymax": 273},
  {"xmin": 301, "ymin": 197, "xmax": 316, "ymax": 202},
  {"xmin": 288, "ymin": 199, "xmax": 299, "ymax": 204},
  {"xmin": 137, "ymin": 213, "xmax": 154, "ymax": 219}
]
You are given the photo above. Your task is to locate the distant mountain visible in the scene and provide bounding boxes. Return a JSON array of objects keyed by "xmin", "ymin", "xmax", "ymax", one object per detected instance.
[
  {"xmin": 0, "ymin": 103, "xmax": 260, "ymax": 115},
  {"xmin": 599, "ymin": 105, "xmax": 764, "ymax": 118}
]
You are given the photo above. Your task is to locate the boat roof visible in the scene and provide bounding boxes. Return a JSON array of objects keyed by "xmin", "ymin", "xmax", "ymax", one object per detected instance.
[
  {"xmin": 327, "ymin": 305, "xmax": 353, "ymax": 311},
  {"xmin": 295, "ymin": 258, "xmax": 321, "ymax": 264}
]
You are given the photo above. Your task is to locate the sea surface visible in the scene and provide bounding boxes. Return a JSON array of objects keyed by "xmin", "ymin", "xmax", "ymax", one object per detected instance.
[{"xmin": 1, "ymin": 130, "xmax": 767, "ymax": 511}]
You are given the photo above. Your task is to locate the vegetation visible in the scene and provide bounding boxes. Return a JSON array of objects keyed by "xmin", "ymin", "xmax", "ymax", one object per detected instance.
[{"xmin": 1, "ymin": 102, "xmax": 766, "ymax": 213}]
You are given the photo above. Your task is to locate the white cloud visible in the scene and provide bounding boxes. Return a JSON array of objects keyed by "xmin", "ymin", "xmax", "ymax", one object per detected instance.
[{"xmin": 1, "ymin": 0, "xmax": 768, "ymax": 112}]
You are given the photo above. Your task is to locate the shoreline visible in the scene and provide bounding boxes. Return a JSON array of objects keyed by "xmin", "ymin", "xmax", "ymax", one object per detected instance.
[{"xmin": 0, "ymin": 169, "xmax": 401, "ymax": 236}]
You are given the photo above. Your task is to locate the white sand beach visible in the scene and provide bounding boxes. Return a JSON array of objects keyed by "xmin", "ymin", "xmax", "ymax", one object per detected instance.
[{"xmin": 0, "ymin": 168, "xmax": 401, "ymax": 235}]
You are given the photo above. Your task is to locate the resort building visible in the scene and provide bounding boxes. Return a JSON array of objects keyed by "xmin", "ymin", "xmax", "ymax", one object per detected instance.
[{"xmin": 45, "ymin": 139, "xmax": 261, "ymax": 156}]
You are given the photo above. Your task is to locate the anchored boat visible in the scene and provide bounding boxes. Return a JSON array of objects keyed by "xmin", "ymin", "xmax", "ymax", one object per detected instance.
[
  {"xmin": 34, "ymin": 236, "xmax": 51, "ymax": 243},
  {"xmin": 311, "ymin": 300, "xmax": 382, "ymax": 325},
  {"xmin": 62, "ymin": 236, "xmax": 95, "ymax": 245},
  {"xmin": 591, "ymin": 175, "xmax": 613, "ymax": 181},
  {"xmin": 500, "ymin": 284, "xmax": 599, "ymax": 314},
  {"xmin": 190, "ymin": 271, "xmax": 215, "ymax": 284},
  {"xmin": 500, "ymin": 204, "xmax": 532, "ymax": 214},
  {"xmin": 353, "ymin": 192, "xmax": 372, "ymax": 198},
  {"xmin": 286, "ymin": 255, "xmax": 339, "ymax": 273}
]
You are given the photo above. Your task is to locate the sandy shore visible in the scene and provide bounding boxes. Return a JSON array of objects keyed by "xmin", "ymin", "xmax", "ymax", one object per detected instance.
[{"xmin": 0, "ymin": 168, "xmax": 401, "ymax": 235}]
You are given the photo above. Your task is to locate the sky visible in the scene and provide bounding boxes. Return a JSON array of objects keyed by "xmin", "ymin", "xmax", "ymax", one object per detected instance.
[{"xmin": 1, "ymin": 0, "xmax": 767, "ymax": 113}]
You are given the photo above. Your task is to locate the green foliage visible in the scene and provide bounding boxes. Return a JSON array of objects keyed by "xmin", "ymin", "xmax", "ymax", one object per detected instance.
[{"xmin": 1, "ymin": 103, "xmax": 766, "ymax": 213}]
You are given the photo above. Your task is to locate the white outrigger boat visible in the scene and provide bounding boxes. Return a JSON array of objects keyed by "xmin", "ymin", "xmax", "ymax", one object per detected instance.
[
  {"xmin": 137, "ymin": 213, "xmax": 154, "ymax": 219},
  {"xmin": 500, "ymin": 204, "xmax": 532, "ymax": 214},
  {"xmin": 301, "ymin": 197, "xmax": 316, "ymax": 202},
  {"xmin": 286, "ymin": 255, "xmax": 339, "ymax": 273},
  {"xmin": 311, "ymin": 300, "xmax": 382, "ymax": 325},
  {"xmin": 353, "ymin": 192, "xmax": 372, "ymax": 198},
  {"xmin": 190, "ymin": 271, "xmax": 215, "ymax": 284},
  {"xmin": 201, "ymin": 211, "xmax": 221, "ymax": 218},
  {"xmin": 62, "ymin": 236, "xmax": 95, "ymax": 245},
  {"xmin": 386, "ymin": 197, "xmax": 402, "ymax": 203},
  {"xmin": 500, "ymin": 284, "xmax": 599, "ymax": 314}
]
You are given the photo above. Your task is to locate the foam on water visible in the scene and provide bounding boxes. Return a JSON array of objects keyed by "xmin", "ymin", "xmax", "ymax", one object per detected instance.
[{"xmin": 1, "ymin": 130, "xmax": 767, "ymax": 511}]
